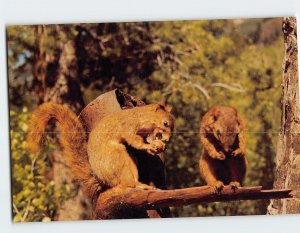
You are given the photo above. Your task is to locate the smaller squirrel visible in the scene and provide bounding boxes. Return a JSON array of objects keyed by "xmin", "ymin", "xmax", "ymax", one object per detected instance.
[{"xmin": 198, "ymin": 106, "xmax": 247, "ymax": 192}]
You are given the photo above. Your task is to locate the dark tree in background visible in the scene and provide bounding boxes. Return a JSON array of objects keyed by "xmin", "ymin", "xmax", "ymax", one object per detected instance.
[
  {"xmin": 268, "ymin": 16, "xmax": 300, "ymax": 215},
  {"xmin": 27, "ymin": 23, "xmax": 160, "ymax": 220},
  {"xmin": 8, "ymin": 22, "xmax": 164, "ymax": 221},
  {"xmin": 8, "ymin": 18, "xmax": 286, "ymax": 221},
  {"xmin": 32, "ymin": 25, "xmax": 88, "ymax": 220}
]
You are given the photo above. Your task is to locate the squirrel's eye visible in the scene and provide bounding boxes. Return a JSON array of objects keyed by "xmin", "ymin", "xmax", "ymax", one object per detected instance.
[
  {"xmin": 163, "ymin": 121, "xmax": 169, "ymax": 127},
  {"xmin": 217, "ymin": 130, "xmax": 221, "ymax": 136}
]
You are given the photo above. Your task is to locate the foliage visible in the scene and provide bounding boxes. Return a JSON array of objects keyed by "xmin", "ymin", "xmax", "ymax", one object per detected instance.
[
  {"xmin": 7, "ymin": 18, "xmax": 284, "ymax": 220},
  {"xmin": 10, "ymin": 106, "xmax": 75, "ymax": 222},
  {"xmin": 131, "ymin": 20, "xmax": 283, "ymax": 216}
]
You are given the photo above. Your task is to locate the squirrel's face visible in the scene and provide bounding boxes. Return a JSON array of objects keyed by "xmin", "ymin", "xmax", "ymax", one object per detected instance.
[
  {"xmin": 146, "ymin": 127, "xmax": 171, "ymax": 153},
  {"xmin": 145, "ymin": 102, "xmax": 174, "ymax": 126},
  {"xmin": 151, "ymin": 127, "xmax": 172, "ymax": 144},
  {"xmin": 206, "ymin": 106, "xmax": 241, "ymax": 152},
  {"xmin": 154, "ymin": 102, "xmax": 174, "ymax": 134},
  {"xmin": 213, "ymin": 125, "xmax": 239, "ymax": 151},
  {"xmin": 143, "ymin": 102, "xmax": 174, "ymax": 143}
]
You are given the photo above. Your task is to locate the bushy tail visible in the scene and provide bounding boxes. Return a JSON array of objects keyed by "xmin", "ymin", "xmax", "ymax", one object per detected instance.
[{"xmin": 27, "ymin": 102, "xmax": 101, "ymax": 200}]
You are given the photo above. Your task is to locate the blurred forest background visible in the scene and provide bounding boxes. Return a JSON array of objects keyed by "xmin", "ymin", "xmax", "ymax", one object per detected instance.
[{"xmin": 7, "ymin": 18, "xmax": 284, "ymax": 222}]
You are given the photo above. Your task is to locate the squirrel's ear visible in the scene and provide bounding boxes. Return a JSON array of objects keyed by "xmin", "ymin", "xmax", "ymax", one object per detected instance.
[
  {"xmin": 157, "ymin": 101, "xmax": 166, "ymax": 107},
  {"xmin": 165, "ymin": 105, "xmax": 173, "ymax": 113},
  {"xmin": 154, "ymin": 102, "xmax": 172, "ymax": 112},
  {"xmin": 237, "ymin": 116, "xmax": 246, "ymax": 127},
  {"xmin": 210, "ymin": 107, "xmax": 220, "ymax": 121},
  {"xmin": 155, "ymin": 102, "xmax": 166, "ymax": 111},
  {"xmin": 231, "ymin": 106, "xmax": 238, "ymax": 116}
]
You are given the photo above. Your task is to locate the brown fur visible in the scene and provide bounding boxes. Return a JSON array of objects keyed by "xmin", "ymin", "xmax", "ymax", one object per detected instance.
[
  {"xmin": 88, "ymin": 103, "xmax": 174, "ymax": 189},
  {"xmin": 144, "ymin": 127, "xmax": 171, "ymax": 152},
  {"xmin": 27, "ymin": 103, "xmax": 101, "ymax": 199},
  {"xmin": 199, "ymin": 106, "xmax": 247, "ymax": 191},
  {"xmin": 27, "ymin": 102, "xmax": 174, "ymax": 200}
]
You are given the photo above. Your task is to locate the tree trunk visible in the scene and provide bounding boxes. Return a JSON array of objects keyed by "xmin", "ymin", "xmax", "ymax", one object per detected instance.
[
  {"xmin": 33, "ymin": 25, "xmax": 91, "ymax": 220},
  {"xmin": 268, "ymin": 16, "xmax": 300, "ymax": 214}
]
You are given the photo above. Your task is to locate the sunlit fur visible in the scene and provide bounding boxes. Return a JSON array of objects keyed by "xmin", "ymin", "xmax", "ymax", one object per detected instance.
[
  {"xmin": 27, "ymin": 103, "xmax": 101, "ymax": 199},
  {"xmin": 27, "ymin": 102, "xmax": 174, "ymax": 199},
  {"xmin": 199, "ymin": 106, "xmax": 247, "ymax": 190},
  {"xmin": 88, "ymin": 103, "xmax": 174, "ymax": 189}
]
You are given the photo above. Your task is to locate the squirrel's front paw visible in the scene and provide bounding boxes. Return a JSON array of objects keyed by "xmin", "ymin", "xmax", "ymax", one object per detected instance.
[
  {"xmin": 210, "ymin": 180, "xmax": 224, "ymax": 194},
  {"xmin": 135, "ymin": 183, "xmax": 157, "ymax": 190},
  {"xmin": 231, "ymin": 149, "xmax": 244, "ymax": 157},
  {"xmin": 229, "ymin": 181, "xmax": 241, "ymax": 191},
  {"xmin": 146, "ymin": 140, "xmax": 166, "ymax": 155},
  {"xmin": 212, "ymin": 152, "xmax": 226, "ymax": 160}
]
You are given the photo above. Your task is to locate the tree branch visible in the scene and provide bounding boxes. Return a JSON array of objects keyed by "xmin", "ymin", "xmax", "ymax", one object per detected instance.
[
  {"xmin": 93, "ymin": 185, "xmax": 292, "ymax": 219},
  {"xmin": 211, "ymin": 82, "xmax": 245, "ymax": 92}
]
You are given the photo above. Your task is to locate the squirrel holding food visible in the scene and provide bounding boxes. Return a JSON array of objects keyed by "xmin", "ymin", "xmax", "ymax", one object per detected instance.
[
  {"xmin": 27, "ymin": 101, "xmax": 174, "ymax": 200},
  {"xmin": 199, "ymin": 106, "xmax": 247, "ymax": 192}
]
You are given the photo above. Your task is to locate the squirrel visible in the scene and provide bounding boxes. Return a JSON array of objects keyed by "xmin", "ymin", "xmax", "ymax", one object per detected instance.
[
  {"xmin": 88, "ymin": 102, "xmax": 173, "ymax": 190},
  {"xmin": 198, "ymin": 106, "xmax": 247, "ymax": 192},
  {"xmin": 27, "ymin": 102, "xmax": 174, "ymax": 200}
]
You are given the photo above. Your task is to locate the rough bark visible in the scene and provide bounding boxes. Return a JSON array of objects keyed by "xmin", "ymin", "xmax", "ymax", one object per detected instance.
[
  {"xmin": 51, "ymin": 37, "xmax": 90, "ymax": 221},
  {"xmin": 268, "ymin": 16, "xmax": 300, "ymax": 214}
]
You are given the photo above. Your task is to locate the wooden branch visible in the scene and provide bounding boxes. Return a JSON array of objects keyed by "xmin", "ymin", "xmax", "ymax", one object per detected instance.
[
  {"xmin": 82, "ymin": 90, "xmax": 293, "ymax": 219},
  {"xmin": 94, "ymin": 185, "xmax": 292, "ymax": 219}
]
